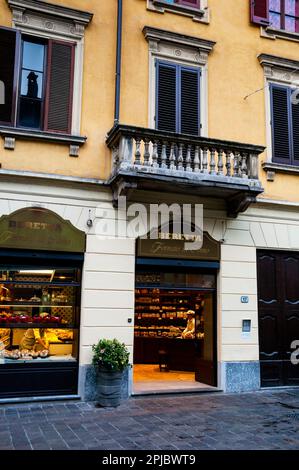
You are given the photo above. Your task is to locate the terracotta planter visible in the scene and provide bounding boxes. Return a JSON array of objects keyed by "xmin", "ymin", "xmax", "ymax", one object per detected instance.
[{"xmin": 96, "ymin": 367, "xmax": 123, "ymax": 407}]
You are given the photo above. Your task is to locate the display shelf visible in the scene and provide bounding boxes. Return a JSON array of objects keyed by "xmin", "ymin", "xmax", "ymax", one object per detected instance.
[
  {"xmin": 136, "ymin": 291, "xmax": 196, "ymax": 296},
  {"xmin": 1, "ymin": 356, "xmax": 77, "ymax": 363},
  {"xmin": 0, "ymin": 323, "xmax": 75, "ymax": 328},
  {"xmin": 0, "ymin": 303, "xmax": 73, "ymax": 307},
  {"xmin": 0, "ymin": 281, "xmax": 81, "ymax": 287},
  {"xmin": 135, "ymin": 286, "xmax": 203, "ymax": 339},
  {"xmin": 136, "ymin": 327, "xmax": 171, "ymax": 331}
]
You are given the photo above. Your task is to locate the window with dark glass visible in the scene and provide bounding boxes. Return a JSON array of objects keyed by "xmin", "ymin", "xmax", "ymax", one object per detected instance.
[
  {"xmin": 18, "ymin": 39, "xmax": 46, "ymax": 129},
  {"xmin": 269, "ymin": 0, "xmax": 299, "ymax": 32},
  {"xmin": 0, "ymin": 27, "xmax": 75, "ymax": 133},
  {"xmin": 251, "ymin": 0, "xmax": 299, "ymax": 33}
]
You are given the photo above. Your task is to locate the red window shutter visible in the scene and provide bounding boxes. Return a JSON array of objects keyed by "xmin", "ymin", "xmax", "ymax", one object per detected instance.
[
  {"xmin": 175, "ymin": 0, "xmax": 200, "ymax": 7},
  {"xmin": 44, "ymin": 39, "xmax": 75, "ymax": 134},
  {"xmin": 250, "ymin": 0, "xmax": 269, "ymax": 25},
  {"xmin": 0, "ymin": 27, "xmax": 19, "ymax": 125}
]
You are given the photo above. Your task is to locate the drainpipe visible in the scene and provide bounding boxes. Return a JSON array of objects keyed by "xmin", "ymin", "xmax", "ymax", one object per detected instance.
[{"xmin": 114, "ymin": 0, "xmax": 123, "ymax": 126}]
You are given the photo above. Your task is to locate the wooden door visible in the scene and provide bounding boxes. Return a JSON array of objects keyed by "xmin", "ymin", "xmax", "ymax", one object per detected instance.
[
  {"xmin": 194, "ymin": 292, "xmax": 216, "ymax": 386},
  {"xmin": 257, "ymin": 251, "xmax": 299, "ymax": 387}
]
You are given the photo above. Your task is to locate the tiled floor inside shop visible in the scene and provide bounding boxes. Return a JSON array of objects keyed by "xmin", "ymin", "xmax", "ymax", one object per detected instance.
[{"xmin": 133, "ymin": 364, "xmax": 216, "ymax": 393}]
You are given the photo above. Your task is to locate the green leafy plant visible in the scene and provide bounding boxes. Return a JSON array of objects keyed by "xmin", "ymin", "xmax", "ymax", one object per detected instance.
[{"xmin": 92, "ymin": 338, "xmax": 130, "ymax": 371}]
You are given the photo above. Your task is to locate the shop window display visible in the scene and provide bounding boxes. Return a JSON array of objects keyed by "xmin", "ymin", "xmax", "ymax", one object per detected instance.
[{"xmin": 0, "ymin": 267, "xmax": 80, "ymax": 363}]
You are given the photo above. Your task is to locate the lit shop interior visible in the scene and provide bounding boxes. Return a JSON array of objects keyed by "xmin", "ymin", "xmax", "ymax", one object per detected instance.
[
  {"xmin": 133, "ymin": 267, "xmax": 217, "ymax": 393},
  {"xmin": 0, "ymin": 257, "xmax": 81, "ymax": 398}
]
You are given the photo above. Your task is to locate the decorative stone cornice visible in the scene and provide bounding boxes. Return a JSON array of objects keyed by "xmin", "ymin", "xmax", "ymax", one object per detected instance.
[
  {"xmin": 258, "ymin": 53, "xmax": 299, "ymax": 72},
  {"xmin": 143, "ymin": 26, "xmax": 216, "ymax": 55},
  {"xmin": 143, "ymin": 26, "xmax": 215, "ymax": 67},
  {"xmin": 147, "ymin": 0, "xmax": 210, "ymax": 24},
  {"xmin": 258, "ymin": 53, "xmax": 299, "ymax": 84},
  {"xmin": 261, "ymin": 25, "xmax": 299, "ymax": 43},
  {"xmin": 7, "ymin": 0, "xmax": 93, "ymax": 39}
]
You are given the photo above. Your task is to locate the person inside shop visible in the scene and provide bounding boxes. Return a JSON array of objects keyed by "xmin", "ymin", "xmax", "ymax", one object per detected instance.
[
  {"xmin": 181, "ymin": 310, "xmax": 195, "ymax": 339},
  {"xmin": 19, "ymin": 314, "xmax": 49, "ymax": 352},
  {"xmin": 19, "ymin": 328, "xmax": 49, "ymax": 351}
]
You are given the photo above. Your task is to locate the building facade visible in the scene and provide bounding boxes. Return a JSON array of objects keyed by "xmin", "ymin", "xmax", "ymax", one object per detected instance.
[{"xmin": 0, "ymin": 0, "xmax": 298, "ymax": 400}]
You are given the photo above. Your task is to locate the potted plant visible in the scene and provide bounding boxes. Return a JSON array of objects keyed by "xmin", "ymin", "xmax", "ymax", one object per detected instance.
[{"xmin": 92, "ymin": 338, "xmax": 130, "ymax": 407}]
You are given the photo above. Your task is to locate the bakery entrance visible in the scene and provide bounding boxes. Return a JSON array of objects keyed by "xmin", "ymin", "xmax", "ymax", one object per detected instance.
[{"xmin": 133, "ymin": 264, "xmax": 217, "ymax": 394}]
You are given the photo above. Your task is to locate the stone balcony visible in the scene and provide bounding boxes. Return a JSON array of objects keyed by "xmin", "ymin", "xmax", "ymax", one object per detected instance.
[{"xmin": 106, "ymin": 125, "xmax": 265, "ymax": 217}]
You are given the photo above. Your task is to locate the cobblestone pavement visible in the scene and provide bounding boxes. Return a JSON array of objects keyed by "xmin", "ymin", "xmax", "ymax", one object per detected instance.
[{"xmin": 0, "ymin": 389, "xmax": 298, "ymax": 450}]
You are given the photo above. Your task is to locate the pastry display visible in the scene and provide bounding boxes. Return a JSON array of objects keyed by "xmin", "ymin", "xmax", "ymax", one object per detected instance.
[
  {"xmin": 3, "ymin": 349, "xmax": 49, "ymax": 359},
  {"xmin": 3, "ymin": 350, "xmax": 12, "ymax": 359},
  {"xmin": 0, "ymin": 273, "xmax": 78, "ymax": 369},
  {"xmin": 10, "ymin": 350, "xmax": 21, "ymax": 360},
  {"xmin": 57, "ymin": 330, "xmax": 73, "ymax": 341},
  {"xmin": 0, "ymin": 328, "xmax": 10, "ymax": 338},
  {"xmin": 0, "ymin": 312, "xmax": 62, "ymax": 325},
  {"xmin": 39, "ymin": 349, "xmax": 49, "ymax": 358}
]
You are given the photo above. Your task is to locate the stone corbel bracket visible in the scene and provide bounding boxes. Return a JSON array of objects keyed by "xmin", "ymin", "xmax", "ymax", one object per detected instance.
[{"xmin": 0, "ymin": 126, "xmax": 87, "ymax": 157}]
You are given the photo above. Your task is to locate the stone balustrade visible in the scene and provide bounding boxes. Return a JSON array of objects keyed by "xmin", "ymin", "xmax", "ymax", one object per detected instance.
[{"xmin": 107, "ymin": 125, "xmax": 264, "ymax": 182}]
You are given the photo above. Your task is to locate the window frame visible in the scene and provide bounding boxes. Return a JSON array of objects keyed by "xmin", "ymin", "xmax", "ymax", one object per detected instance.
[
  {"xmin": 8, "ymin": 0, "xmax": 93, "ymax": 137},
  {"xmin": 0, "ymin": 0, "xmax": 92, "ymax": 155},
  {"xmin": 148, "ymin": 0, "xmax": 209, "ymax": 23},
  {"xmin": 269, "ymin": 0, "xmax": 299, "ymax": 33},
  {"xmin": 155, "ymin": 59, "xmax": 201, "ymax": 136},
  {"xmin": 156, "ymin": 0, "xmax": 201, "ymax": 10},
  {"xmin": 145, "ymin": 28, "xmax": 213, "ymax": 139},
  {"xmin": 17, "ymin": 35, "xmax": 48, "ymax": 131},
  {"xmin": 10, "ymin": 33, "xmax": 76, "ymax": 135},
  {"xmin": 270, "ymin": 82, "xmax": 299, "ymax": 166}
]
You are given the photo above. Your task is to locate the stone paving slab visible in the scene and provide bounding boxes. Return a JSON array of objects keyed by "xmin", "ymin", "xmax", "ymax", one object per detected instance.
[{"xmin": 0, "ymin": 389, "xmax": 298, "ymax": 450}]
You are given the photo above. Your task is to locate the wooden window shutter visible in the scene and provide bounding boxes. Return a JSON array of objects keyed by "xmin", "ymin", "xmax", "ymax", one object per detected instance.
[
  {"xmin": 175, "ymin": 0, "xmax": 201, "ymax": 8},
  {"xmin": 291, "ymin": 93, "xmax": 299, "ymax": 165},
  {"xmin": 250, "ymin": 0, "xmax": 269, "ymax": 25},
  {"xmin": 44, "ymin": 40, "xmax": 75, "ymax": 134},
  {"xmin": 156, "ymin": 62, "xmax": 177, "ymax": 133},
  {"xmin": 271, "ymin": 85, "xmax": 291, "ymax": 164},
  {"xmin": 0, "ymin": 27, "xmax": 19, "ymax": 125},
  {"xmin": 180, "ymin": 67, "xmax": 200, "ymax": 136}
]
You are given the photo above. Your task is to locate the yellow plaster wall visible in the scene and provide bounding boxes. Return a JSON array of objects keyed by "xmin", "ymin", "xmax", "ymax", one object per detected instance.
[
  {"xmin": 0, "ymin": 0, "xmax": 298, "ymax": 200},
  {"xmin": 0, "ymin": 0, "xmax": 116, "ymax": 179}
]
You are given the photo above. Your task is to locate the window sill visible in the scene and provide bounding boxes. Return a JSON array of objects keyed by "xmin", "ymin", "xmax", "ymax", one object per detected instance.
[
  {"xmin": 148, "ymin": 0, "xmax": 209, "ymax": 23},
  {"xmin": 261, "ymin": 26, "xmax": 299, "ymax": 43},
  {"xmin": 262, "ymin": 162, "xmax": 299, "ymax": 181},
  {"xmin": 0, "ymin": 127, "xmax": 87, "ymax": 157}
]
